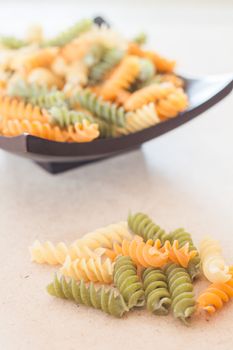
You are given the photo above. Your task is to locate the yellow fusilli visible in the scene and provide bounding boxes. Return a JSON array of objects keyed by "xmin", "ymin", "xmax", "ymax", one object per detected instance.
[{"xmin": 200, "ymin": 237, "xmax": 231, "ymax": 283}]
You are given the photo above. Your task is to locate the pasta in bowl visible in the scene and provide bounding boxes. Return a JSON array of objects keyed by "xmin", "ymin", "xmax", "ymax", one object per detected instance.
[
  {"xmin": 0, "ymin": 17, "xmax": 188, "ymax": 143},
  {"xmin": 0, "ymin": 16, "xmax": 232, "ymax": 172}
]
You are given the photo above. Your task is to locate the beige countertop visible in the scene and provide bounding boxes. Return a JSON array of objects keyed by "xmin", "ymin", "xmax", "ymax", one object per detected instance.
[{"xmin": 0, "ymin": 1, "xmax": 233, "ymax": 349}]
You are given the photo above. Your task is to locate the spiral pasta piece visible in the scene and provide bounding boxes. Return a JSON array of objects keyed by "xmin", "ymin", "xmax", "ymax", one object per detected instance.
[
  {"xmin": 44, "ymin": 19, "xmax": 93, "ymax": 47},
  {"xmin": 1, "ymin": 118, "xmax": 99, "ymax": 143},
  {"xmin": 128, "ymin": 212, "xmax": 169, "ymax": 243},
  {"xmin": 8, "ymin": 81, "xmax": 67, "ymax": 109},
  {"xmin": 169, "ymin": 228, "xmax": 200, "ymax": 280},
  {"xmin": 200, "ymin": 237, "xmax": 231, "ymax": 283},
  {"xmin": 0, "ymin": 95, "xmax": 49, "ymax": 124},
  {"xmin": 100, "ymin": 55, "xmax": 140, "ymax": 100},
  {"xmin": 113, "ymin": 256, "xmax": 145, "ymax": 308},
  {"xmin": 47, "ymin": 275, "xmax": 128, "ymax": 318},
  {"xmin": 29, "ymin": 222, "xmax": 132, "ymax": 266},
  {"xmin": 156, "ymin": 88, "xmax": 188, "ymax": 119},
  {"xmin": 74, "ymin": 89, "xmax": 126, "ymax": 126},
  {"xmin": 165, "ymin": 263, "xmax": 196, "ymax": 324},
  {"xmin": 142, "ymin": 267, "xmax": 171, "ymax": 315},
  {"xmin": 61, "ymin": 256, "xmax": 113, "ymax": 284},
  {"xmin": 29, "ymin": 240, "xmax": 104, "ymax": 265},
  {"xmin": 128, "ymin": 42, "xmax": 175, "ymax": 73},
  {"xmin": 163, "ymin": 240, "xmax": 197, "ymax": 268},
  {"xmin": 197, "ymin": 278, "xmax": 233, "ymax": 315},
  {"xmin": 107, "ymin": 236, "xmax": 168, "ymax": 268},
  {"xmin": 124, "ymin": 82, "xmax": 175, "ymax": 111},
  {"xmin": 117, "ymin": 103, "xmax": 159, "ymax": 135}
]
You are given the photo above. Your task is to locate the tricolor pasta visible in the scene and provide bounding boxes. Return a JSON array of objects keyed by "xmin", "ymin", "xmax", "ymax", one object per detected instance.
[
  {"xmin": 29, "ymin": 212, "xmax": 233, "ymax": 324},
  {"xmin": 0, "ymin": 18, "xmax": 188, "ymax": 142}
]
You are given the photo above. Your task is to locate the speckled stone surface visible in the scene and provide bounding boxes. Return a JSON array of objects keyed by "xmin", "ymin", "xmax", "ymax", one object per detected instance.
[{"xmin": 0, "ymin": 1, "xmax": 233, "ymax": 349}]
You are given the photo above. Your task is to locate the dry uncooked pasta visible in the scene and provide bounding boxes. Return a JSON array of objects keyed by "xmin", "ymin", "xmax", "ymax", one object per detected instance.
[
  {"xmin": 29, "ymin": 221, "xmax": 132, "ymax": 265},
  {"xmin": 200, "ymin": 237, "xmax": 231, "ymax": 283},
  {"xmin": 0, "ymin": 18, "xmax": 188, "ymax": 142}
]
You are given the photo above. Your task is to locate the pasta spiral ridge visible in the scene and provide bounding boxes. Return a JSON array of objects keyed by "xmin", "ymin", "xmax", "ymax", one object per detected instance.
[
  {"xmin": 142, "ymin": 267, "xmax": 171, "ymax": 315},
  {"xmin": 113, "ymin": 256, "xmax": 145, "ymax": 308},
  {"xmin": 165, "ymin": 263, "xmax": 196, "ymax": 324},
  {"xmin": 89, "ymin": 48, "xmax": 125, "ymax": 84},
  {"xmin": 128, "ymin": 212, "xmax": 169, "ymax": 243},
  {"xmin": 197, "ymin": 277, "xmax": 233, "ymax": 315},
  {"xmin": 199, "ymin": 237, "xmax": 231, "ymax": 283},
  {"xmin": 44, "ymin": 19, "xmax": 93, "ymax": 47},
  {"xmin": 47, "ymin": 275, "xmax": 128, "ymax": 318},
  {"xmin": 61, "ymin": 255, "xmax": 113, "ymax": 284},
  {"xmin": 117, "ymin": 103, "xmax": 159, "ymax": 135},
  {"xmin": 169, "ymin": 228, "xmax": 200, "ymax": 280},
  {"xmin": 107, "ymin": 236, "xmax": 168, "ymax": 268},
  {"xmin": 100, "ymin": 55, "xmax": 140, "ymax": 100},
  {"xmin": 74, "ymin": 89, "xmax": 126, "ymax": 126},
  {"xmin": 124, "ymin": 82, "xmax": 175, "ymax": 111}
]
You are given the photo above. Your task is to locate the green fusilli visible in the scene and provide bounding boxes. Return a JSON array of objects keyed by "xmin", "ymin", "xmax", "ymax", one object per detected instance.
[
  {"xmin": 164, "ymin": 263, "xmax": 196, "ymax": 324},
  {"xmin": 43, "ymin": 19, "xmax": 93, "ymax": 47},
  {"xmin": 128, "ymin": 212, "xmax": 168, "ymax": 243},
  {"xmin": 89, "ymin": 48, "xmax": 125, "ymax": 84},
  {"xmin": 0, "ymin": 36, "xmax": 27, "ymax": 49},
  {"xmin": 74, "ymin": 89, "xmax": 126, "ymax": 127},
  {"xmin": 142, "ymin": 268, "xmax": 171, "ymax": 315},
  {"xmin": 47, "ymin": 274, "xmax": 128, "ymax": 318},
  {"xmin": 8, "ymin": 81, "xmax": 67, "ymax": 109},
  {"xmin": 169, "ymin": 228, "xmax": 200, "ymax": 280},
  {"xmin": 113, "ymin": 256, "xmax": 145, "ymax": 309}
]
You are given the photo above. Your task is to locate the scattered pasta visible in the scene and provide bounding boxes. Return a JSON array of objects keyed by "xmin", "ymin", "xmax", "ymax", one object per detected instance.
[
  {"xmin": 0, "ymin": 18, "xmax": 188, "ymax": 142},
  {"xmin": 29, "ymin": 212, "xmax": 233, "ymax": 324}
]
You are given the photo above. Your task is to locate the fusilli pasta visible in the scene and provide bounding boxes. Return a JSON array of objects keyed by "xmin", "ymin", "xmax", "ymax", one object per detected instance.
[
  {"xmin": 197, "ymin": 277, "xmax": 233, "ymax": 315},
  {"xmin": 200, "ymin": 237, "xmax": 231, "ymax": 283},
  {"xmin": 47, "ymin": 275, "xmax": 128, "ymax": 317},
  {"xmin": 165, "ymin": 263, "xmax": 196, "ymax": 324},
  {"xmin": 100, "ymin": 55, "xmax": 140, "ymax": 100},
  {"xmin": 128, "ymin": 212, "xmax": 169, "ymax": 243},
  {"xmin": 142, "ymin": 267, "xmax": 171, "ymax": 315},
  {"xmin": 74, "ymin": 89, "xmax": 126, "ymax": 126},
  {"xmin": 113, "ymin": 255, "xmax": 145, "ymax": 308}
]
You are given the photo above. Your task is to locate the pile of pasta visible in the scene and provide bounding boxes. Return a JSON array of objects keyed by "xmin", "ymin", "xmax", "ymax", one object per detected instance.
[
  {"xmin": 0, "ymin": 19, "xmax": 188, "ymax": 143},
  {"xmin": 29, "ymin": 212, "xmax": 233, "ymax": 324}
]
